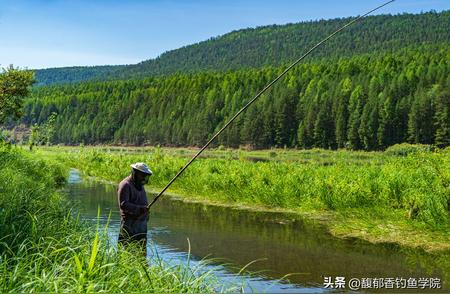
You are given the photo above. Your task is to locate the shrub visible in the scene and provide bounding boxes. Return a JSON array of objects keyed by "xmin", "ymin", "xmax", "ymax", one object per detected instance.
[{"xmin": 384, "ymin": 143, "xmax": 435, "ymax": 156}]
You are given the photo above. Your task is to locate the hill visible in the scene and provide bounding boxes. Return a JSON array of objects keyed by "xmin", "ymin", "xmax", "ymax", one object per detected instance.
[
  {"xmin": 34, "ymin": 10, "xmax": 450, "ymax": 86},
  {"xmin": 24, "ymin": 46, "xmax": 450, "ymax": 149}
]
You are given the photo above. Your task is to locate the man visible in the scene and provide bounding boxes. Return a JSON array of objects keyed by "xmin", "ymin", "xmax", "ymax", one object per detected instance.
[{"xmin": 117, "ymin": 162, "xmax": 153, "ymax": 254}]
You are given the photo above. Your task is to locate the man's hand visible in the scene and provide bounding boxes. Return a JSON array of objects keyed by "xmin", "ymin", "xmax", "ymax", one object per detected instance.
[{"xmin": 139, "ymin": 205, "xmax": 149, "ymax": 216}]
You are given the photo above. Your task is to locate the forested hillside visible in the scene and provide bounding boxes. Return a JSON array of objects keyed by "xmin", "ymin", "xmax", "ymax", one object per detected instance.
[
  {"xmin": 35, "ymin": 65, "xmax": 125, "ymax": 87},
  {"xmin": 34, "ymin": 10, "xmax": 450, "ymax": 86},
  {"xmin": 24, "ymin": 45, "xmax": 450, "ymax": 150}
]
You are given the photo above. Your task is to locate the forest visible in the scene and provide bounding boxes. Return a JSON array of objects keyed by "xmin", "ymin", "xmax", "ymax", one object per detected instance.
[
  {"xmin": 34, "ymin": 10, "xmax": 450, "ymax": 85},
  {"xmin": 22, "ymin": 45, "xmax": 449, "ymax": 150}
]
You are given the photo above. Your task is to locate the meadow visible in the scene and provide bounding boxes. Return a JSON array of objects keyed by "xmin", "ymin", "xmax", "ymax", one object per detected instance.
[
  {"xmin": 0, "ymin": 144, "xmax": 240, "ymax": 292},
  {"xmin": 36, "ymin": 144, "xmax": 450, "ymax": 253}
]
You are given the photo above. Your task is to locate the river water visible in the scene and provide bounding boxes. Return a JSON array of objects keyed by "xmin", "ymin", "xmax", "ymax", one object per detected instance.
[{"xmin": 65, "ymin": 169, "xmax": 445, "ymax": 293}]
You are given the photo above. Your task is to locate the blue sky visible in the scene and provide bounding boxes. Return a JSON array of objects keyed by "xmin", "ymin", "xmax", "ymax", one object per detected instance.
[{"xmin": 0, "ymin": 0, "xmax": 448, "ymax": 69}]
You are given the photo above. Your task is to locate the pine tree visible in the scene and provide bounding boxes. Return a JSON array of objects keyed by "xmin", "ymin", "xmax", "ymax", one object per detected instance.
[
  {"xmin": 378, "ymin": 92, "xmax": 395, "ymax": 148},
  {"xmin": 335, "ymin": 77, "xmax": 352, "ymax": 148},
  {"xmin": 433, "ymin": 86, "xmax": 450, "ymax": 147},
  {"xmin": 347, "ymin": 86, "xmax": 364, "ymax": 149},
  {"xmin": 358, "ymin": 96, "xmax": 379, "ymax": 150},
  {"xmin": 314, "ymin": 99, "xmax": 335, "ymax": 149},
  {"xmin": 407, "ymin": 87, "xmax": 436, "ymax": 144}
]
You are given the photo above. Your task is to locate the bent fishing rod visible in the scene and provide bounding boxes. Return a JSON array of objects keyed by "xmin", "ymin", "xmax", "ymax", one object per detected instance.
[{"xmin": 148, "ymin": 0, "xmax": 395, "ymax": 209}]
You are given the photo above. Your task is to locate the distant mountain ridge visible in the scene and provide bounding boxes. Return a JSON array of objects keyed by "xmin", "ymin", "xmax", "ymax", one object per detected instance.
[{"xmin": 34, "ymin": 10, "xmax": 450, "ymax": 86}]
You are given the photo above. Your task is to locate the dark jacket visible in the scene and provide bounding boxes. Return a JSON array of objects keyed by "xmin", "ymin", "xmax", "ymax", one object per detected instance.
[{"xmin": 118, "ymin": 175, "xmax": 149, "ymax": 219}]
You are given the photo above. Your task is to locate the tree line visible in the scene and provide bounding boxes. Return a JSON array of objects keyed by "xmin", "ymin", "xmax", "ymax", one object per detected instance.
[{"xmin": 23, "ymin": 45, "xmax": 449, "ymax": 150}]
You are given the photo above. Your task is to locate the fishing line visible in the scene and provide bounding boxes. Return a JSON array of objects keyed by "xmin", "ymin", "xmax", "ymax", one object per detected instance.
[{"xmin": 148, "ymin": 0, "xmax": 395, "ymax": 208}]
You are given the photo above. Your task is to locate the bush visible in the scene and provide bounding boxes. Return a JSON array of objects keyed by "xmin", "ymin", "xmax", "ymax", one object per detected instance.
[{"xmin": 384, "ymin": 143, "xmax": 435, "ymax": 156}]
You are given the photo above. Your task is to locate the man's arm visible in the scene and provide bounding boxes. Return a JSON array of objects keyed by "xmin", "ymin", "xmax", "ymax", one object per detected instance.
[{"xmin": 118, "ymin": 183, "xmax": 143, "ymax": 215}]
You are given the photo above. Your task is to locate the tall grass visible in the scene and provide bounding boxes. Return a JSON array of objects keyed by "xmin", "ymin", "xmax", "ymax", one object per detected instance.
[
  {"xmin": 44, "ymin": 145, "xmax": 449, "ymax": 228},
  {"xmin": 31, "ymin": 144, "xmax": 450, "ymax": 257},
  {"xmin": 0, "ymin": 145, "xmax": 238, "ymax": 292}
]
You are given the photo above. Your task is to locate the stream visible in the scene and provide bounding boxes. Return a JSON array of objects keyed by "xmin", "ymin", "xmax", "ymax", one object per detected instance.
[{"xmin": 65, "ymin": 169, "xmax": 444, "ymax": 292}]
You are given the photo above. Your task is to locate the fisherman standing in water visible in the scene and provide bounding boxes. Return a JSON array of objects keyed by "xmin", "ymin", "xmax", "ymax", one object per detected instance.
[{"xmin": 117, "ymin": 162, "xmax": 153, "ymax": 255}]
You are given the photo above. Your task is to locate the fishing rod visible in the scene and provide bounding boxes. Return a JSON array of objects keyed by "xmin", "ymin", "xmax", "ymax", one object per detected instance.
[{"xmin": 148, "ymin": 0, "xmax": 395, "ymax": 209}]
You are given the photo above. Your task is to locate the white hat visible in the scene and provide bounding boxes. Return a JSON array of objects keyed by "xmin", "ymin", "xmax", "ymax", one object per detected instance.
[{"xmin": 130, "ymin": 162, "xmax": 153, "ymax": 175}]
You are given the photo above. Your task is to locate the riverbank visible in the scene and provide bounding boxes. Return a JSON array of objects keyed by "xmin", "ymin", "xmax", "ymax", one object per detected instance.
[
  {"xmin": 35, "ymin": 145, "xmax": 450, "ymax": 255},
  {"xmin": 0, "ymin": 145, "xmax": 238, "ymax": 292}
]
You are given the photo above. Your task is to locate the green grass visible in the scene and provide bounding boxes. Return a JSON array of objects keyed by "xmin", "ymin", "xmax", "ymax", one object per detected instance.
[
  {"xmin": 35, "ymin": 144, "xmax": 450, "ymax": 253},
  {"xmin": 0, "ymin": 144, "xmax": 241, "ymax": 292}
]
